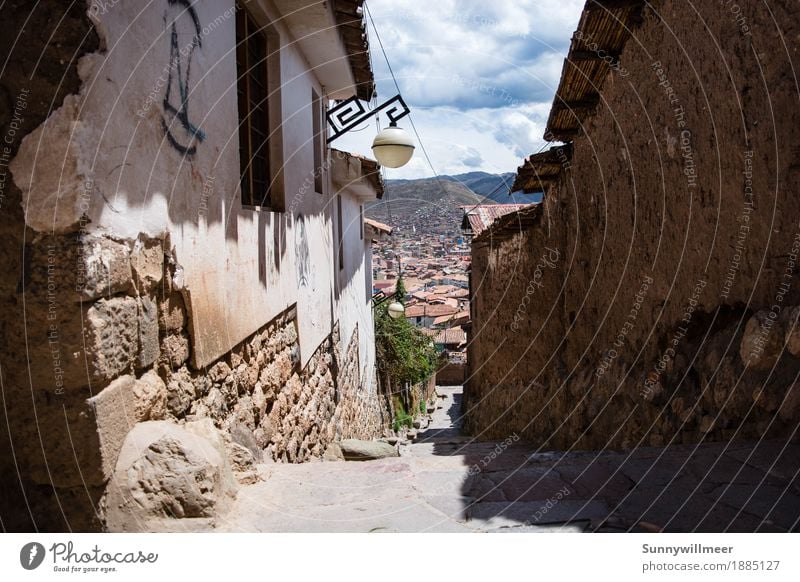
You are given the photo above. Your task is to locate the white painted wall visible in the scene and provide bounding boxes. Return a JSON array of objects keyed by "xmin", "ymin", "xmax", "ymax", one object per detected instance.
[
  {"xmin": 335, "ymin": 190, "xmax": 375, "ymax": 391},
  {"xmin": 11, "ymin": 0, "xmax": 377, "ymax": 371}
]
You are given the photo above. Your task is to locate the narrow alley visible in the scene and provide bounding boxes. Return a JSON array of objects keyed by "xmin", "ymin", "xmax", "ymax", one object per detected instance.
[{"xmin": 214, "ymin": 386, "xmax": 800, "ymax": 533}]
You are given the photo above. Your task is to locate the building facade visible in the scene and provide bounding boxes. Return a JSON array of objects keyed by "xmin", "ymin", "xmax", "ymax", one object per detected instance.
[
  {"xmin": 0, "ymin": 0, "xmax": 390, "ymax": 531},
  {"xmin": 465, "ymin": 0, "xmax": 800, "ymax": 450}
]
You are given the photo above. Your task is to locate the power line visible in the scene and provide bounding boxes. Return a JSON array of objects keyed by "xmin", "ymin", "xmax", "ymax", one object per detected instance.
[{"xmin": 363, "ymin": 2, "xmax": 452, "ymax": 204}]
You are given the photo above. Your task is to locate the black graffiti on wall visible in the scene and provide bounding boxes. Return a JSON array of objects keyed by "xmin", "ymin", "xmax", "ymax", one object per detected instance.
[{"xmin": 162, "ymin": 0, "xmax": 206, "ymax": 155}]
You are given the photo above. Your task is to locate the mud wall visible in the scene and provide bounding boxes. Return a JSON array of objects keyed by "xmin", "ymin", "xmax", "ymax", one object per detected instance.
[
  {"xmin": 436, "ymin": 362, "xmax": 467, "ymax": 386},
  {"xmin": 466, "ymin": 0, "xmax": 800, "ymax": 450}
]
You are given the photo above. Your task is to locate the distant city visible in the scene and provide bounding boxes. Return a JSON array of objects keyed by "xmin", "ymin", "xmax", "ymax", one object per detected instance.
[{"xmin": 366, "ymin": 171, "xmax": 538, "ymax": 371}]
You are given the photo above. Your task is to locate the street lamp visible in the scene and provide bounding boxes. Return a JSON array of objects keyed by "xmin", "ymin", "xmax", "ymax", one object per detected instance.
[
  {"xmin": 327, "ymin": 94, "xmax": 414, "ymax": 168},
  {"xmin": 372, "ymin": 261, "xmax": 405, "ymax": 318},
  {"xmin": 387, "ymin": 301, "xmax": 405, "ymax": 319},
  {"xmin": 372, "ymin": 123, "xmax": 415, "ymax": 168}
]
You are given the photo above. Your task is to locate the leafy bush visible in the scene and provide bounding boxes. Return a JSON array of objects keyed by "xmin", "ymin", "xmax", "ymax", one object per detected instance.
[
  {"xmin": 392, "ymin": 407, "xmax": 414, "ymax": 432},
  {"xmin": 374, "ymin": 302, "xmax": 439, "ymax": 387}
]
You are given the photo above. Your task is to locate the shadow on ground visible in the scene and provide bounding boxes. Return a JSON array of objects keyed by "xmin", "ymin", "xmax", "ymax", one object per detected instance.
[{"xmin": 419, "ymin": 387, "xmax": 800, "ymax": 532}]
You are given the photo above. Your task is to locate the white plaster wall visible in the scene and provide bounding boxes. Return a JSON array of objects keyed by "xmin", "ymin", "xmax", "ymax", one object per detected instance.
[
  {"xmin": 335, "ymin": 191, "xmax": 376, "ymax": 391},
  {"xmin": 11, "ymin": 0, "xmax": 345, "ymax": 368}
]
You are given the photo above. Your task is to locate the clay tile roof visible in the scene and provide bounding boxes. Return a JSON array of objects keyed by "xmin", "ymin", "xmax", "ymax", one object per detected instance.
[
  {"xmin": 460, "ymin": 204, "xmax": 530, "ymax": 237},
  {"xmin": 473, "ymin": 203, "xmax": 543, "ymax": 244},
  {"xmin": 431, "ymin": 285, "xmax": 457, "ymax": 295},
  {"xmin": 364, "ymin": 217, "xmax": 393, "ymax": 235},
  {"xmin": 434, "ymin": 326, "xmax": 467, "ymax": 346},
  {"xmin": 425, "ymin": 304, "xmax": 459, "ymax": 317},
  {"xmin": 332, "ymin": 0, "xmax": 375, "ymax": 101},
  {"xmin": 544, "ymin": 0, "xmax": 646, "ymax": 142},
  {"xmin": 332, "ymin": 148, "xmax": 385, "ymax": 198},
  {"xmin": 432, "ymin": 314, "xmax": 452, "ymax": 326},
  {"xmin": 404, "ymin": 304, "xmax": 426, "ymax": 318}
]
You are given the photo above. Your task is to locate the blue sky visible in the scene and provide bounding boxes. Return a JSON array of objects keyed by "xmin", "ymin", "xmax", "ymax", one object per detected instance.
[{"xmin": 333, "ymin": 0, "xmax": 585, "ymax": 179}]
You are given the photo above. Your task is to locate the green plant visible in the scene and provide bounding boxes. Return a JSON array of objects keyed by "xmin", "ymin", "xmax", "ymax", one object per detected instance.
[
  {"xmin": 419, "ymin": 400, "xmax": 426, "ymax": 415},
  {"xmin": 395, "ymin": 275, "xmax": 407, "ymax": 301},
  {"xmin": 374, "ymin": 303, "xmax": 439, "ymax": 387},
  {"xmin": 392, "ymin": 409, "xmax": 413, "ymax": 432}
]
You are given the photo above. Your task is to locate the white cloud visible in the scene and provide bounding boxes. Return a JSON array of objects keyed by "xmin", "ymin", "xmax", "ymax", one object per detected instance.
[{"xmin": 337, "ymin": 0, "xmax": 585, "ymax": 178}]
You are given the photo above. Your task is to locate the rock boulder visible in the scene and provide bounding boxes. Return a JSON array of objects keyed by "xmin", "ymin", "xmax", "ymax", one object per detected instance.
[
  {"xmin": 340, "ymin": 439, "xmax": 398, "ymax": 461},
  {"xmin": 105, "ymin": 420, "xmax": 237, "ymax": 531}
]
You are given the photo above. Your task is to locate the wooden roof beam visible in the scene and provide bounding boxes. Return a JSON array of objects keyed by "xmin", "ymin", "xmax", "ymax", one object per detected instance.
[
  {"xmin": 545, "ymin": 127, "xmax": 581, "ymax": 141},
  {"xmin": 552, "ymin": 94, "xmax": 601, "ymax": 112},
  {"xmin": 569, "ymin": 49, "xmax": 622, "ymax": 61},
  {"xmin": 586, "ymin": 0, "xmax": 644, "ymax": 10}
]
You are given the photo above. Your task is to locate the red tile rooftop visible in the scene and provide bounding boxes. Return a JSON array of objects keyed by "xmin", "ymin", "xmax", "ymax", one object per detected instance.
[
  {"xmin": 404, "ymin": 304, "xmax": 459, "ymax": 318},
  {"xmin": 461, "ymin": 203, "xmax": 534, "ymax": 237},
  {"xmin": 363, "ymin": 218, "xmax": 393, "ymax": 235},
  {"xmin": 423, "ymin": 304, "xmax": 459, "ymax": 317},
  {"xmin": 434, "ymin": 326, "xmax": 467, "ymax": 346},
  {"xmin": 432, "ymin": 314, "xmax": 454, "ymax": 326},
  {"xmin": 431, "ymin": 285, "xmax": 459, "ymax": 294}
]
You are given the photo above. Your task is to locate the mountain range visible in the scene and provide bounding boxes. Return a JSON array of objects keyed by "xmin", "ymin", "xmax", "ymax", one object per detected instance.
[{"xmin": 365, "ymin": 171, "xmax": 542, "ymax": 236}]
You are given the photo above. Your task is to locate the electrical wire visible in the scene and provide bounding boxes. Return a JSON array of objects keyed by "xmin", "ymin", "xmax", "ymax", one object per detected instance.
[{"xmin": 363, "ymin": 1, "xmax": 453, "ymax": 204}]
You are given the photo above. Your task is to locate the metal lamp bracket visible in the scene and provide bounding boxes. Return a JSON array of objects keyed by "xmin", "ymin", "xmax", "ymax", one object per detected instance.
[{"xmin": 326, "ymin": 94, "xmax": 410, "ymax": 143}]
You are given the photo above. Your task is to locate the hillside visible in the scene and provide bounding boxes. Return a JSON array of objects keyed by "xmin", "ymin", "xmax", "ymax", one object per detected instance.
[
  {"xmin": 366, "ymin": 172, "xmax": 541, "ymax": 236},
  {"xmin": 442, "ymin": 171, "xmax": 542, "ymax": 204},
  {"xmin": 366, "ymin": 178, "xmax": 482, "ymax": 236}
]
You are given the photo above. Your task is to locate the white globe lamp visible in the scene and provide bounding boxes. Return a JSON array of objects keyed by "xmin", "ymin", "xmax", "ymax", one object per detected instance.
[
  {"xmin": 372, "ymin": 124, "xmax": 415, "ymax": 168},
  {"xmin": 387, "ymin": 301, "xmax": 405, "ymax": 319}
]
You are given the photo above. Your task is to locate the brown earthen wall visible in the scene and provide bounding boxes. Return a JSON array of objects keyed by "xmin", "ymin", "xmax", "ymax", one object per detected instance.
[
  {"xmin": 436, "ymin": 362, "xmax": 467, "ymax": 385},
  {"xmin": 466, "ymin": 0, "xmax": 800, "ymax": 449},
  {"xmin": 0, "ymin": 0, "xmax": 101, "ymax": 531}
]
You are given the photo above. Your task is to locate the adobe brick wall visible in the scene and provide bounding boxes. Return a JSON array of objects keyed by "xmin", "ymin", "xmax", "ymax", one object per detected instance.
[
  {"xmin": 2, "ymin": 228, "xmax": 390, "ymax": 530},
  {"xmin": 437, "ymin": 362, "xmax": 466, "ymax": 386},
  {"xmin": 466, "ymin": 0, "xmax": 800, "ymax": 450}
]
